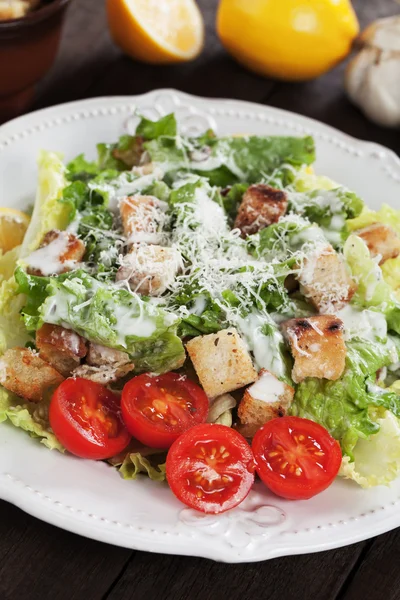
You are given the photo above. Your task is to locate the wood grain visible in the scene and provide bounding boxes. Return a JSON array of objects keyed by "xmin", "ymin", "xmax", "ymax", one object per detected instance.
[{"xmin": 2, "ymin": 0, "xmax": 400, "ymax": 598}]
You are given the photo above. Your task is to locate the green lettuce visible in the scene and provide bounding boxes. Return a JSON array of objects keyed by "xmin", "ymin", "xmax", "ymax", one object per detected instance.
[
  {"xmin": 136, "ymin": 113, "xmax": 177, "ymax": 139},
  {"xmin": 343, "ymin": 234, "xmax": 400, "ymax": 333},
  {"xmin": 145, "ymin": 126, "xmax": 316, "ymax": 187},
  {"xmin": 0, "ymin": 388, "xmax": 63, "ymax": 451},
  {"xmin": 347, "ymin": 203, "xmax": 400, "ymax": 236},
  {"xmin": 291, "ymin": 339, "xmax": 400, "ymax": 458},
  {"xmin": 119, "ymin": 453, "xmax": 166, "ymax": 481},
  {"xmin": 288, "ymin": 188, "xmax": 363, "ymax": 247},
  {"xmin": 20, "ymin": 151, "xmax": 70, "ymax": 257},
  {"xmin": 293, "ymin": 166, "xmax": 339, "ymax": 192},
  {"xmin": 340, "ymin": 409, "xmax": 400, "ymax": 488},
  {"xmin": 17, "ymin": 269, "xmax": 185, "ymax": 374}
]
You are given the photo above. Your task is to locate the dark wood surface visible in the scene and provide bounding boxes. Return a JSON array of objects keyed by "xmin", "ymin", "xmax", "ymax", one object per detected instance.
[{"xmin": 2, "ymin": 1, "xmax": 400, "ymax": 599}]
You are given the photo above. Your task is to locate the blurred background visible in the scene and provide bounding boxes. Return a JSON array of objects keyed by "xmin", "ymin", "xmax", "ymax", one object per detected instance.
[
  {"xmin": 0, "ymin": 0, "xmax": 398, "ymax": 156},
  {"xmin": 22, "ymin": 0, "xmax": 400, "ymax": 153}
]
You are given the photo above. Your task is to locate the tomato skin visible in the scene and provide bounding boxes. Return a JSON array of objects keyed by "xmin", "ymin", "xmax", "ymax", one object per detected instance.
[
  {"xmin": 252, "ymin": 417, "xmax": 342, "ymax": 500},
  {"xmin": 50, "ymin": 378, "xmax": 131, "ymax": 460},
  {"xmin": 121, "ymin": 372, "xmax": 209, "ymax": 449},
  {"xmin": 166, "ymin": 424, "xmax": 255, "ymax": 514}
]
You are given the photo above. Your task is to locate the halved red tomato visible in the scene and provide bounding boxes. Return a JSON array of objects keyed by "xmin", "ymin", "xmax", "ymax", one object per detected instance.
[
  {"xmin": 252, "ymin": 416, "xmax": 342, "ymax": 500},
  {"xmin": 121, "ymin": 372, "xmax": 209, "ymax": 449},
  {"xmin": 166, "ymin": 424, "xmax": 255, "ymax": 514},
  {"xmin": 49, "ymin": 378, "xmax": 131, "ymax": 460}
]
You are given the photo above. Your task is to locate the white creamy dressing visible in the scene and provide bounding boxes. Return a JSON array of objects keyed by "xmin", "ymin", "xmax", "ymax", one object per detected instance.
[
  {"xmin": 190, "ymin": 295, "xmax": 208, "ymax": 316},
  {"xmin": 236, "ymin": 312, "xmax": 286, "ymax": 378},
  {"xmin": 93, "ymin": 169, "xmax": 164, "ymax": 212},
  {"xmin": 248, "ymin": 370, "xmax": 285, "ymax": 404},
  {"xmin": 112, "ymin": 302, "xmax": 156, "ymax": 345},
  {"xmin": 25, "ymin": 232, "xmax": 72, "ymax": 276},
  {"xmin": 335, "ymin": 305, "xmax": 387, "ymax": 342}
]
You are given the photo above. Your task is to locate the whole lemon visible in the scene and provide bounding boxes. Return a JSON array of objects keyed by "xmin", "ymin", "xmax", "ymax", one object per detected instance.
[{"xmin": 217, "ymin": 0, "xmax": 360, "ymax": 81}]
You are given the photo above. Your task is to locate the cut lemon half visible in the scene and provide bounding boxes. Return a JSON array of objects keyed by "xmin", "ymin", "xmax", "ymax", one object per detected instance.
[
  {"xmin": 0, "ymin": 208, "xmax": 30, "ymax": 254},
  {"xmin": 107, "ymin": 0, "xmax": 204, "ymax": 64}
]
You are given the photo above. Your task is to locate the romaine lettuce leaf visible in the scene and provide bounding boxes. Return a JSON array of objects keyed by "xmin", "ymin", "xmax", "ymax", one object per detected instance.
[
  {"xmin": 20, "ymin": 151, "xmax": 70, "ymax": 257},
  {"xmin": 340, "ymin": 409, "xmax": 400, "ymax": 488},
  {"xmin": 288, "ymin": 188, "xmax": 363, "ymax": 247},
  {"xmin": 119, "ymin": 453, "xmax": 166, "ymax": 481},
  {"xmin": 0, "ymin": 387, "xmax": 63, "ymax": 451},
  {"xmin": 136, "ymin": 113, "xmax": 177, "ymax": 139},
  {"xmin": 347, "ymin": 204, "xmax": 400, "ymax": 236},
  {"xmin": 343, "ymin": 234, "xmax": 400, "ymax": 333},
  {"xmin": 290, "ymin": 339, "xmax": 400, "ymax": 458},
  {"xmin": 145, "ymin": 132, "xmax": 316, "ymax": 187},
  {"xmin": 293, "ymin": 166, "xmax": 339, "ymax": 192},
  {"xmin": 17, "ymin": 269, "xmax": 185, "ymax": 374}
]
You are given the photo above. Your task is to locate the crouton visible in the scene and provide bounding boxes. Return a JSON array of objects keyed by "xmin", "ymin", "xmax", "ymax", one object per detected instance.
[
  {"xmin": 237, "ymin": 369, "xmax": 295, "ymax": 437},
  {"xmin": 112, "ymin": 136, "xmax": 144, "ymax": 168},
  {"xmin": 282, "ymin": 315, "xmax": 346, "ymax": 383},
  {"xmin": 357, "ymin": 223, "xmax": 400, "ymax": 265},
  {"xmin": 116, "ymin": 244, "xmax": 182, "ymax": 296},
  {"xmin": 36, "ymin": 324, "xmax": 87, "ymax": 377},
  {"xmin": 119, "ymin": 195, "xmax": 168, "ymax": 244},
  {"xmin": 297, "ymin": 245, "xmax": 356, "ymax": 313},
  {"xmin": 234, "ymin": 184, "xmax": 288, "ymax": 237},
  {"xmin": 26, "ymin": 230, "xmax": 85, "ymax": 276},
  {"xmin": 86, "ymin": 343, "xmax": 130, "ymax": 367},
  {"xmin": 72, "ymin": 363, "xmax": 135, "ymax": 386},
  {"xmin": 186, "ymin": 328, "xmax": 258, "ymax": 398},
  {"xmin": 0, "ymin": 347, "xmax": 64, "ymax": 402}
]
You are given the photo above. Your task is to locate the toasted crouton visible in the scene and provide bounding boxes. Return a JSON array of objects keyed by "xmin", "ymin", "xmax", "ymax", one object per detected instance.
[
  {"xmin": 357, "ymin": 223, "xmax": 400, "ymax": 265},
  {"xmin": 112, "ymin": 136, "xmax": 144, "ymax": 168},
  {"xmin": 0, "ymin": 348, "xmax": 64, "ymax": 402},
  {"xmin": 116, "ymin": 244, "xmax": 182, "ymax": 296},
  {"xmin": 86, "ymin": 343, "xmax": 130, "ymax": 367},
  {"xmin": 36, "ymin": 324, "xmax": 87, "ymax": 377},
  {"xmin": 282, "ymin": 315, "xmax": 346, "ymax": 383},
  {"xmin": 237, "ymin": 369, "xmax": 295, "ymax": 437},
  {"xmin": 26, "ymin": 230, "xmax": 85, "ymax": 276},
  {"xmin": 119, "ymin": 195, "xmax": 168, "ymax": 244},
  {"xmin": 72, "ymin": 363, "xmax": 135, "ymax": 385},
  {"xmin": 297, "ymin": 245, "xmax": 356, "ymax": 313},
  {"xmin": 234, "ymin": 184, "xmax": 288, "ymax": 237},
  {"xmin": 186, "ymin": 328, "xmax": 257, "ymax": 398}
]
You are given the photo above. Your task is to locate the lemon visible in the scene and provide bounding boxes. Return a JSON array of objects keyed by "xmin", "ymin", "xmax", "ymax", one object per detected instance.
[
  {"xmin": 217, "ymin": 0, "xmax": 360, "ymax": 81},
  {"xmin": 107, "ymin": 0, "xmax": 204, "ymax": 64},
  {"xmin": 0, "ymin": 208, "xmax": 30, "ymax": 254}
]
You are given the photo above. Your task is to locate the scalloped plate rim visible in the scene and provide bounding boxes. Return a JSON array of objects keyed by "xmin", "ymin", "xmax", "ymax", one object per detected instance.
[{"xmin": 0, "ymin": 89, "xmax": 400, "ymax": 563}]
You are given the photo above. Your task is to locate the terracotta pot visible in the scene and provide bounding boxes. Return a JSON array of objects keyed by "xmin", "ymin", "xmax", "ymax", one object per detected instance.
[{"xmin": 0, "ymin": 0, "xmax": 72, "ymax": 123}]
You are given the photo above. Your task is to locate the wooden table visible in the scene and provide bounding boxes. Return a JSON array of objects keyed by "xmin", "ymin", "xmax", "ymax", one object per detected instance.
[{"xmin": 2, "ymin": 1, "xmax": 400, "ymax": 599}]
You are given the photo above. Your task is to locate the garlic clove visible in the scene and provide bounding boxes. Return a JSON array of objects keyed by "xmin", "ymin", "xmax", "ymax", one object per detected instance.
[
  {"xmin": 345, "ymin": 16, "xmax": 400, "ymax": 128},
  {"xmin": 360, "ymin": 55, "xmax": 400, "ymax": 127},
  {"xmin": 359, "ymin": 16, "xmax": 400, "ymax": 51}
]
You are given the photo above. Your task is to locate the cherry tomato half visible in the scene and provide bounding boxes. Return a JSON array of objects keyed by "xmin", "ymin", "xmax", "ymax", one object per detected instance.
[
  {"xmin": 252, "ymin": 416, "xmax": 342, "ymax": 500},
  {"xmin": 166, "ymin": 424, "xmax": 255, "ymax": 514},
  {"xmin": 49, "ymin": 378, "xmax": 131, "ymax": 460},
  {"xmin": 121, "ymin": 372, "xmax": 209, "ymax": 449}
]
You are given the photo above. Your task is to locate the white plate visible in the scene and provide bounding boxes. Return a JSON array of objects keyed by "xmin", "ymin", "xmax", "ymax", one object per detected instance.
[{"xmin": 1, "ymin": 90, "xmax": 400, "ymax": 563}]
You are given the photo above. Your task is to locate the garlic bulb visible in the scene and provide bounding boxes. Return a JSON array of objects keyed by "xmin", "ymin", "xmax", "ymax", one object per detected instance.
[{"xmin": 345, "ymin": 16, "xmax": 400, "ymax": 128}]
